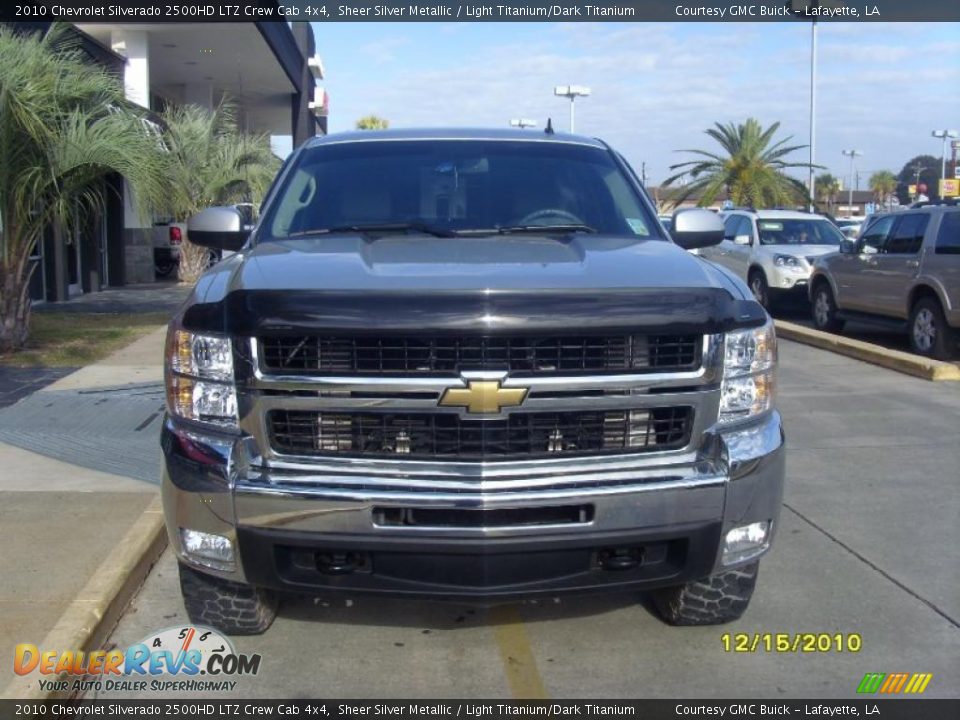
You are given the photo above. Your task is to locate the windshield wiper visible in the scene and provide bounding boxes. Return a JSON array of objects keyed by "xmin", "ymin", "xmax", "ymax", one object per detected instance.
[
  {"xmin": 493, "ymin": 224, "xmax": 597, "ymax": 235},
  {"xmin": 287, "ymin": 222, "xmax": 457, "ymax": 238}
]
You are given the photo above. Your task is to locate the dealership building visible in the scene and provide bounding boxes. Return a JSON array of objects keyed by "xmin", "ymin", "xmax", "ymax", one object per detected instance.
[{"xmin": 18, "ymin": 20, "xmax": 327, "ymax": 303}]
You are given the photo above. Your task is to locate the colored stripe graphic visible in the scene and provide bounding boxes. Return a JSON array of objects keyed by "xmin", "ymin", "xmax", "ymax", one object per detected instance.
[
  {"xmin": 857, "ymin": 673, "xmax": 885, "ymax": 693},
  {"xmin": 858, "ymin": 672, "xmax": 932, "ymax": 694}
]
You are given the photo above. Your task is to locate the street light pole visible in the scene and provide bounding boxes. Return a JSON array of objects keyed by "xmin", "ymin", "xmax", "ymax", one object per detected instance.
[
  {"xmin": 554, "ymin": 85, "xmax": 591, "ymax": 133},
  {"xmin": 841, "ymin": 150, "xmax": 862, "ymax": 215},
  {"xmin": 808, "ymin": 20, "xmax": 818, "ymax": 211},
  {"xmin": 931, "ymin": 129, "xmax": 959, "ymax": 180}
]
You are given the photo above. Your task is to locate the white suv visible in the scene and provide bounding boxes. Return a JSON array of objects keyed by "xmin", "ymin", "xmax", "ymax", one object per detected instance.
[{"xmin": 700, "ymin": 209, "xmax": 845, "ymax": 308}]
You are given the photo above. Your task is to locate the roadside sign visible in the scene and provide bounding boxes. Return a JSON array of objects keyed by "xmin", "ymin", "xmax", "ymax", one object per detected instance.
[
  {"xmin": 722, "ymin": 200, "xmax": 734, "ymax": 210},
  {"xmin": 908, "ymin": 184, "xmax": 917, "ymax": 195},
  {"xmin": 940, "ymin": 178, "xmax": 959, "ymax": 198}
]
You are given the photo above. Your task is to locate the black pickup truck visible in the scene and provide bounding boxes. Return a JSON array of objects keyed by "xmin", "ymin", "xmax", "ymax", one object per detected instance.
[{"xmin": 162, "ymin": 128, "xmax": 784, "ymax": 634}]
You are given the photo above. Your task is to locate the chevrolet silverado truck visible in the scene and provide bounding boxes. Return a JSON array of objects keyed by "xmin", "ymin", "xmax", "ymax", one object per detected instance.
[{"xmin": 162, "ymin": 128, "xmax": 785, "ymax": 635}]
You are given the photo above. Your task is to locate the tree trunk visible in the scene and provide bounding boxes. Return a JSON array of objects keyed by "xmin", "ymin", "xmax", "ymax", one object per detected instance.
[
  {"xmin": 177, "ymin": 236, "xmax": 210, "ymax": 285},
  {"xmin": 0, "ymin": 257, "xmax": 33, "ymax": 353}
]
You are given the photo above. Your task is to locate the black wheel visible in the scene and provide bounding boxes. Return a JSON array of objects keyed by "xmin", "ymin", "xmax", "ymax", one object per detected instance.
[
  {"xmin": 909, "ymin": 297, "xmax": 957, "ymax": 360},
  {"xmin": 653, "ymin": 562, "xmax": 760, "ymax": 626},
  {"xmin": 811, "ymin": 282, "xmax": 844, "ymax": 332},
  {"xmin": 178, "ymin": 563, "xmax": 277, "ymax": 635},
  {"xmin": 154, "ymin": 260, "xmax": 176, "ymax": 278},
  {"xmin": 748, "ymin": 270, "xmax": 771, "ymax": 310}
]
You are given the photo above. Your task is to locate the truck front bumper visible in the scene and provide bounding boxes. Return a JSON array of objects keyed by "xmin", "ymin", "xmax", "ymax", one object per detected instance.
[{"xmin": 161, "ymin": 412, "xmax": 785, "ymax": 599}]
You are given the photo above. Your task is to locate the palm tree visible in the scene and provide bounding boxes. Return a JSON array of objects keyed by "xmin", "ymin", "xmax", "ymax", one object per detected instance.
[
  {"xmin": 160, "ymin": 103, "xmax": 280, "ymax": 284},
  {"xmin": 0, "ymin": 25, "xmax": 173, "ymax": 352},
  {"xmin": 869, "ymin": 170, "xmax": 897, "ymax": 210},
  {"xmin": 662, "ymin": 118, "xmax": 815, "ymax": 208},
  {"xmin": 815, "ymin": 173, "xmax": 841, "ymax": 211},
  {"xmin": 356, "ymin": 115, "xmax": 389, "ymax": 130}
]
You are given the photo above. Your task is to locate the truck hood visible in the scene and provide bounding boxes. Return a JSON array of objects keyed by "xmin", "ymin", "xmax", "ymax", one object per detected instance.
[
  {"xmin": 185, "ymin": 234, "xmax": 765, "ymax": 335},
  {"xmin": 241, "ymin": 235, "xmax": 739, "ymax": 292}
]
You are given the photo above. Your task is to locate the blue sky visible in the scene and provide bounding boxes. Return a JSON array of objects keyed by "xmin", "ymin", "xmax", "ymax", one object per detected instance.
[{"xmin": 309, "ymin": 21, "xmax": 960, "ymax": 186}]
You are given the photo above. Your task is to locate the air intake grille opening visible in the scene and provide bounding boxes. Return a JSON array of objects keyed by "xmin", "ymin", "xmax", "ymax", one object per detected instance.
[
  {"xmin": 268, "ymin": 407, "xmax": 694, "ymax": 459},
  {"xmin": 259, "ymin": 334, "xmax": 700, "ymax": 375}
]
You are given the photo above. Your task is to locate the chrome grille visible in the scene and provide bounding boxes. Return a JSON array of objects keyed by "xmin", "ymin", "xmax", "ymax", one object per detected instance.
[
  {"xmin": 267, "ymin": 407, "xmax": 694, "ymax": 460},
  {"xmin": 258, "ymin": 334, "xmax": 700, "ymax": 375}
]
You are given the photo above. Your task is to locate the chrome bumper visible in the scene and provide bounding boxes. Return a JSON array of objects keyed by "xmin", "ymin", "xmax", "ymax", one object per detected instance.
[{"xmin": 162, "ymin": 410, "xmax": 784, "ymax": 593}]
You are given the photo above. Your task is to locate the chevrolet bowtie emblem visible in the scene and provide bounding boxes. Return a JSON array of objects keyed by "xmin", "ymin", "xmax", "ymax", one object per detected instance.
[{"xmin": 438, "ymin": 380, "xmax": 528, "ymax": 414}]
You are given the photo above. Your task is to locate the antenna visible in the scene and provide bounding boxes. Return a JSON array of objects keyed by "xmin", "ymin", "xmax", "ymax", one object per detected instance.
[{"xmin": 545, "ymin": 118, "xmax": 554, "ymax": 135}]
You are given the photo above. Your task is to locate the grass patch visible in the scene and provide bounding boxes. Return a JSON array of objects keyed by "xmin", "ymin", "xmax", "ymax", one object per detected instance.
[{"xmin": 0, "ymin": 312, "xmax": 170, "ymax": 368}]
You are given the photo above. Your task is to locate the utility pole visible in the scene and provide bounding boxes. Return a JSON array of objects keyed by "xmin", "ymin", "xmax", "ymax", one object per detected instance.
[
  {"xmin": 841, "ymin": 150, "xmax": 862, "ymax": 215},
  {"xmin": 808, "ymin": 20, "xmax": 818, "ymax": 211}
]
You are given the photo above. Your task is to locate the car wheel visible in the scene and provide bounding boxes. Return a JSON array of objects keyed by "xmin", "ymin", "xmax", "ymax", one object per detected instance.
[
  {"xmin": 178, "ymin": 563, "xmax": 277, "ymax": 635},
  {"xmin": 748, "ymin": 271, "xmax": 771, "ymax": 310},
  {"xmin": 154, "ymin": 259, "xmax": 176, "ymax": 278},
  {"xmin": 811, "ymin": 283, "xmax": 844, "ymax": 332},
  {"xmin": 909, "ymin": 297, "xmax": 957, "ymax": 360},
  {"xmin": 653, "ymin": 562, "xmax": 760, "ymax": 626}
]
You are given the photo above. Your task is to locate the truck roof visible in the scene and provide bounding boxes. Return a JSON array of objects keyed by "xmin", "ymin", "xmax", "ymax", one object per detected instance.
[{"xmin": 304, "ymin": 127, "xmax": 607, "ymax": 149}]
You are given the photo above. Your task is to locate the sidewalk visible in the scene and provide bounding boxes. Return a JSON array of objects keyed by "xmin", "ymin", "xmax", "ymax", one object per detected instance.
[{"xmin": 0, "ymin": 325, "xmax": 169, "ymax": 696}]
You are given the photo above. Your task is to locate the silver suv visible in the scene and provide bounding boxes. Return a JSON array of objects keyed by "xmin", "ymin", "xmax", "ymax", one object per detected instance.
[
  {"xmin": 701, "ymin": 209, "xmax": 844, "ymax": 309},
  {"xmin": 809, "ymin": 203, "xmax": 960, "ymax": 359}
]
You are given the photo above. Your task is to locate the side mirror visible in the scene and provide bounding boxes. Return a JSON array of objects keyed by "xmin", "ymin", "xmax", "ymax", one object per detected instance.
[
  {"xmin": 839, "ymin": 239, "xmax": 856, "ymax": 254},
  {"xmin": 671, "ymin": 209, "xmax": 724, "ymax": 250},
  {"xmin": 187, "ymin": 206, "xmax": 249, "ymax": 252},
  {"xmin": 733, "ymin": 234, "xmax": 752, "ymax": 246}
]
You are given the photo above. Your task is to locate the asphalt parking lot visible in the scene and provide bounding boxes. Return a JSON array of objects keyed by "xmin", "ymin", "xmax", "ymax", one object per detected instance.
[{"xmin": 101, "ymin": 338, "xmax": 960, "ymax": 699}]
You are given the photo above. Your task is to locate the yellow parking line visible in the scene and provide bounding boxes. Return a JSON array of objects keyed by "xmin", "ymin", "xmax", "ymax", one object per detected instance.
[{"xmin": 490, "ymin": 605, "xmax": 548, "ymax": 699}]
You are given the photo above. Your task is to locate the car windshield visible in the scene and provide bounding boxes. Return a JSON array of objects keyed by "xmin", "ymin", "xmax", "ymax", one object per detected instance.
[
  {"xmin": 259, "ymin": 140, "xmax": 660, "ymax": 240},
  {"xmin": 756, "ymin": 218, "xmax": 844, "ymax": 246}
]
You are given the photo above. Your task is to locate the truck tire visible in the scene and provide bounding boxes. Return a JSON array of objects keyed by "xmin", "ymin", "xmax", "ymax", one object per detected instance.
[
  {"xmin": 178, "ymin": 563, "xmax": 277, "ymax": 635},
  {"xmin": 909, "ymin": 297, "xmax": 957, "ymax": 360},
  {"xmin": 653, "ymin": 562, "xmax": 759, "ymax": 626}
]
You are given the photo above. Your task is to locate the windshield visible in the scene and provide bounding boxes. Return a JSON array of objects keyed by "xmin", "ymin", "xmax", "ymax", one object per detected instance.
[
  {"xmin": 259, "ymin": 140, "xmax": 659, "ymax": 240},
  {"xmin": 757, "ymin": 218, "xmax": 844, "ymax": 246}
]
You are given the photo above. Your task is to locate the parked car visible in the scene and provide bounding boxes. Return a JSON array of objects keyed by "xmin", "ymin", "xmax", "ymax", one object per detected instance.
[
  {"xmin": 833, "ymin": 217, "xmax": 862, "ymax": 238},
  {"xmin": 809, "ymin": 203, "xmax": 960, "ymax": 359},
  {"xmin": 700, "ymin": 209, "xmax": 845, "ymax": 308},
  {"xmin": 164, "ymin": 128, "xmax": 784, "ymax": 634},
  {"xmin": 152, "ymin": 220, "xmax": 185, "ymax": 277}
]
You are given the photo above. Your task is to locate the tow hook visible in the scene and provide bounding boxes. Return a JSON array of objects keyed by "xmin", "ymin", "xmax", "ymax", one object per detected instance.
[{"xmin": 598, "ymin": 547, "xmax": 643, "ymax": 571}]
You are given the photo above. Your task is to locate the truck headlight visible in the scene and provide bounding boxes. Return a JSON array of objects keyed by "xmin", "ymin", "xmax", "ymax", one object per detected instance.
[
  {"xmin": 166, "ymin": 328, "xmax": 238, "ymax": 428},
  {"xmin": 773, "ymin": 254, "xmax": 800, "ymax": 268},
  {"xmin": 719, "ymin": 319, "xmax": 776, "ymax": 425}
]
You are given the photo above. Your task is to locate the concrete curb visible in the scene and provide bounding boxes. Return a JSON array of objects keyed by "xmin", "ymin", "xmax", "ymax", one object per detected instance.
[
  {"xmin": 3, "ymin": 495, "xmax": 168, "ymax": 700},
  {"xmin": 775, "ymin": 320, "xmax": 960, "ymax": 382}
]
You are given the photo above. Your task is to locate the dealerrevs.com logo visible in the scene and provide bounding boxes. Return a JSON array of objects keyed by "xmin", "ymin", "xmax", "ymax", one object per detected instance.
[{"xmin": 14, "ymin": 626, "xmax": 261, "ymax": 694}]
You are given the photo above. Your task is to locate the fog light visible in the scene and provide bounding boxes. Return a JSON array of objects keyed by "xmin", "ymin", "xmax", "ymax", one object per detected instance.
[
  {"xmin": 722, "ymin": 521, "xmax": 770, "ymax": 566},
  {"xmin": 180, "ymin": 528, "xmax": 235, "ymax": 571}
]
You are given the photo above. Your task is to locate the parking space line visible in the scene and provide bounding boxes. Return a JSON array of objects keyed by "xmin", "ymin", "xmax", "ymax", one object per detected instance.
[
  {"xmin": 489, "ymin": 605, "xmax": 549, "ymax": 699},
  {"xmin": 783, "ymin": 503, "xmax": 959, "ymax": 629}
]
